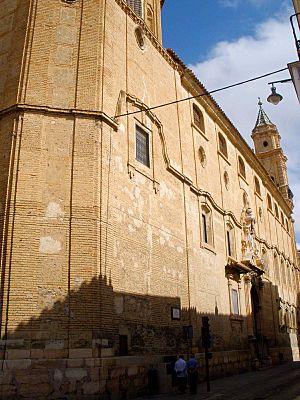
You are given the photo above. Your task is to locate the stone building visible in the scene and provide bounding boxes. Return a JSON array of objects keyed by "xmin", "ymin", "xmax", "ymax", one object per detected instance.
[{"xmin": 0, "ymin": 0, "xmax": 299, "ymax": 398}]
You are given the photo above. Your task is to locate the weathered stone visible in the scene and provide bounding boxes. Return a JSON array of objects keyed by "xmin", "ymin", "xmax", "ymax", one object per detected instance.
[
  {"xmin": 0, "ymin": 384, "xmax": 16, "ymax": 397},
  {"xmin": 18, "ymin": 383, "xmax": 51, "ymax": 397},
  {"xmin": 14, "ymin": 369, "xmax": 49, "ymax": 384},
  {"xmin": 69, "ymin": 348, "xmax": 93, "ymax": 359},
  {"xmin": 65, "ymin": 368, "xmax": 88, "ymax": 381},
  {"xmin": 85, "ymin": 358, "xmax": 95, "ymax": 367},
  {"xmin": 6, "ymin": 349, "xmax": 30, "ymax": 359},
  {"xmin": 82, "ymin": 380, "xmax": 100, "ymax": 395},
  {"xmin": 45, "ymin": 340, "xmax": 64, "ymax": 350},
  {"xmin": 110, "ymin": 367, "xmax": 126, "ymax": 380},
  {"xmin": 53, "ymin": 368, "xmax": 64, "ymax": 382},
  {"xmin": 127, "ymin": 366, "xmax": 138, "ymax": 377},
  {"xmin": 30, "ymin": 349, "xmax": 44, "ymax": 359},
  {"xmin": 67, "ymin": 358, "xmax": 84, "ymax": 368},
  {"xmin": 3, "ymin": 359, "xmax": 31, "ymax": 370},
  {"xmin": 0, "ymin": 371, "xmax": 12, "ymax": 385}
]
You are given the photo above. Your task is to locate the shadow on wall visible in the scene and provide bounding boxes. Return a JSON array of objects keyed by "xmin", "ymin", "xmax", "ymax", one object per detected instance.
[
  {"xmin": 0, "ymin": 273, "xmax": 297, "ymax": 359},
  {"xmin": 0, "ymin": 271, "xmax": 298, "ymax": 399}
]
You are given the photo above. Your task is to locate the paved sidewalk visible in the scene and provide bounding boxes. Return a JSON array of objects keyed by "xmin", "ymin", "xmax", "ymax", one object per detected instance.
[{"xmin": 136, "ymin": 362, "xmax": 300, "ymax": 400}]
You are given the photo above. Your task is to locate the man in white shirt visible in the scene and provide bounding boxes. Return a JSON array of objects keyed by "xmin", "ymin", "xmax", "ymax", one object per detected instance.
[{"xmin": 174, "ymin": 355, "xmax": 187, "ymax": 394}]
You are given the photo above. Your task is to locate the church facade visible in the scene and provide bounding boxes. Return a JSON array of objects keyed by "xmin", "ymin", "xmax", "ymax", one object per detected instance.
[{"xmin": 0, "ymin": 0, "xmax": 299, "ymax": 398}]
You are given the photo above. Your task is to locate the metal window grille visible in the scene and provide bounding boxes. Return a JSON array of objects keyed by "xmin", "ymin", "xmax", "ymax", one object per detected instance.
[
  {"xmin": 227, "ymin": 230, "xmax": 231, "ymax": 257},
  {"xmin": 202, "ymin": 214, "xmax": 208, "ymax": 244},
  {"xmin": 254, "ymin": 177, "xmax": 261, "ymax": 195},
  {"xmin": 126, "ymin": 0, "xmax": 143, "ymax": 17},
  {"xmin": 231, "ymin": 289, "xmax": 240, "ymax": 315},
  {"xmin": 136, "ymin": 126, "xmax": 150, "ymax": 167},
  {"xmin": 219, "ymin": 133, "xmax": 228, "ymax": 158},
  {"xmin": 238, "ymin": 157, "xmax": 246, "ymax": 179},
  {"xmin": 193, "ymin": 105, "xmax": 205, "ymax": 132}
]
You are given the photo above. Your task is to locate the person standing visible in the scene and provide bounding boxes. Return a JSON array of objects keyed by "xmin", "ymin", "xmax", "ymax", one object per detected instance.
[
  {"xmin": 174, "ymin": 355, "xmax": 187, "ymax": 394},
  {"xmin": 187, "ymin": 354, "xmax": 199, "ymax": 394}
]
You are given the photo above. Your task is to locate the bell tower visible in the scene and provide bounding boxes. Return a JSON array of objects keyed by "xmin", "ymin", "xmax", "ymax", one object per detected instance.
[{"xmin": 251, "ymin": 100, "xmax": 293, "ymax": 207}]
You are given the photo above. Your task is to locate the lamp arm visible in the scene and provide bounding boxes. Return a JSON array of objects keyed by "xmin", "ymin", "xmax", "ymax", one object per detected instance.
[
  {"xmin": 267, "ymin": 79, "xmax": 292, "ymax": 85},
  {"xmin": 290, "ymin": 13, "xmax": 300, "ymax": 59}
]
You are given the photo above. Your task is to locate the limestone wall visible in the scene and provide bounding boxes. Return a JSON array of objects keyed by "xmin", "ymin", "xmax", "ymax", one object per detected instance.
[{"xmin": 0, "ymin": 0, "xmax": 299, "ymax": 399}]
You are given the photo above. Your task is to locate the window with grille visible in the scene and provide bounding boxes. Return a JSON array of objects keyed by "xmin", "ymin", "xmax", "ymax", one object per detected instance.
[
  {"xmin": 136, "ymin": 125, "xmax": 150, "ymax": 167},
  {"xmin": 202, "ymin": 214, "xmax": 208, "ymax": 244},
  {"xmin": 126, "ymin": 0, "xmax": 143, "ymax": 17},
  {"xmin": 218, "ymin": 133, "xmax": 228, "ymax": 158},
  {"xmin": 254, "ymin": 177, "xmax": 261, "ymax": 196},
  {"xmin": 193, "ymin": 105, "xmax": 205, "ymax": 133},
  {"xmin": 275, "ymin": 204, "xmax": 279, "ymax": 219},
  {"xmin": 226, "ymin": 223, "xmax": 235, "ymax": 258},
  {"xmin": 238, "ymin": 156, "xmax": 246, "ymax": 179},
  {"xmin": 201, "ymin": 205, "xmax": 213, "ymax": 246},
  {"xmin": 231, "ymin": 289, "xmax": 240, "ymax": 315},
  {"xmin": 267, "ymin": 194, "xmax": 272, "ymax": 210}
]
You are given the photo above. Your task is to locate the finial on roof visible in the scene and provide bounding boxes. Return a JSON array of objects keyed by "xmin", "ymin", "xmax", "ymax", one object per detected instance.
[{"xmin": 254, "ymin": 98, "xmax": 273, "ymax": 129}]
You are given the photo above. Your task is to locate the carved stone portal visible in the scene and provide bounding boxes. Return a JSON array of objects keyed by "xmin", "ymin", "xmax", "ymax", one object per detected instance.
[{"xmin": 241, "ymin": 206, "xmax": 262, "ymax": 267}]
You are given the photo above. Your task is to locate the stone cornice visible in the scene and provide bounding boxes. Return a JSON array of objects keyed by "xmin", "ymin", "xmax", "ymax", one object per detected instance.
[
  {"xmin": 120, "ymin": 92, "xmax": 295, "ymax": 266},
  {"xmin": 0, "ymin": 103, "xmax": 119, "ymax": 131},
  {"xmin": 256, "ymin": 148, "xmax": 288, "ymax": 162},
  {"xmin": 111, "ymin": 2, "xmax": 293, "ymax": 215},
  {"xmin": 114, "ymin": 0, "xmax": 176, "ymax": 68},
  {"xmin": 166, "ymin": 49, "xmax": 292, "ymax": 215}
]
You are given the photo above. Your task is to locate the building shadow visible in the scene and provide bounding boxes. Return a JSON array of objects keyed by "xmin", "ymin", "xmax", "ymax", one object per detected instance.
[{"xmin": 0, "ymin": 271, "xmax": 298, "ymax": 399}]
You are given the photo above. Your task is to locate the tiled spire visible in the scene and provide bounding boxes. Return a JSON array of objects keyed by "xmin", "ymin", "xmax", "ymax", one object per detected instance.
[{"xmin": 254, "ymin": 98, "xmax": 273, "ymax": 128}]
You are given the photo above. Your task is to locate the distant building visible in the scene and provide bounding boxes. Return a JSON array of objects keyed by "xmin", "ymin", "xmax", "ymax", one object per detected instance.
[{"xmin": 0, "ymin": 1, "xmax": 299, "ymax": 399}]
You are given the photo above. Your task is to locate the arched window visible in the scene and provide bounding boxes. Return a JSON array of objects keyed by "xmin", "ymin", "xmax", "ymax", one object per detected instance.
[
  {"xmin": 126, "ymin": 0, "xmax": 143, "ymax": 17},
  {"xmin": 267, "ymin": 194, "xmax": 272, "ymax": 210},
  {"xmin": 193, "ymin": 104, "xmax": 205, "ymax": 133},
  {"xmin": 286, "ymin": 219, "xmax": 289, "ymax": 232},
  {"xmin": 238, "ymin": 156, "xmax": 246, "ymax": 179},
  {"xmin": 146, "ymin": 5, "xmax": 154, "ymax": 32},
  {"xmin": 274, "ymin": 203, "xmax": 279, "ymax": 219},
  {"xmin": 218, "ymin": 133, "xmax": 228, "ymax": 158},
  {"xmin": 201, "ymin": 204, "xmax": 213, "ymax": 246},
  {"xmin": 254, "ymin": 176, "xmax": 261, "ymax": 196},
  {"xmin": 226, "ymin": 223, "xmax": 235, "ymax": 258},
  {"xmin": 281, "ymin": 212, "xmax": 285, "ymax": 225}
]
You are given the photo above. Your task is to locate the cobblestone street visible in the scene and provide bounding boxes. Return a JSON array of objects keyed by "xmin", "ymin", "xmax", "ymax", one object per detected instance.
[{"xmin": 137, "ymin": 362, "xmax": 300, "ymax": 400}]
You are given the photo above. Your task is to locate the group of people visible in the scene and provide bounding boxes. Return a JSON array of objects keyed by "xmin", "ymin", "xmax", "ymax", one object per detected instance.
[{"xmin": 174, "ymin": 354, "xmax": 199, "ymax": 394}]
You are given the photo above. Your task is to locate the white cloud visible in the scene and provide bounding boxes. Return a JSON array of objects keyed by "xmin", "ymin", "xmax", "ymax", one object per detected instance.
[
  {"xmin": 189, "ymin": 12, "xmax": 300, "ymax": 241},
  {"xmin": 219, "ymin": 0, "xmax": 273, "ymax": 8}
]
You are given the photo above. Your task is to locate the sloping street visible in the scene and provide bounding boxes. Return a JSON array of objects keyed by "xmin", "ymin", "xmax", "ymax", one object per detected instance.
[{"xmin": 138, "ymin": 362, "xmax": 300, "ymax": 400}]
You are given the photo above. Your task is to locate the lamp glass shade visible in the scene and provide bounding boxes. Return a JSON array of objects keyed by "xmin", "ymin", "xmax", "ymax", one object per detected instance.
[{"xmin": 267, "ymin": 86, "xmax": 283, "ymax": 105}]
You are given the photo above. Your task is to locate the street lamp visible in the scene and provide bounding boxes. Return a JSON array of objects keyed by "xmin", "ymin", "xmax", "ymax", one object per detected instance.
[
  {"xmin": 267, "ymin": 79, "xmax": 292, "ymax": 105},
  {"xmin": 266, "ymin": 13, "xmax": 300, "ymax": 105},
  {"xmin": 267, "ymin": 84, "xmax": 283, "ymax": 105}
]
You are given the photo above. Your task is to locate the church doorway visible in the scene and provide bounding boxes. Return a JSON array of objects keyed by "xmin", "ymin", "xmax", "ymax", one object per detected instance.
[{"xmin": 251, "ymin": 286, "xmax": 269, "ymax": 363}]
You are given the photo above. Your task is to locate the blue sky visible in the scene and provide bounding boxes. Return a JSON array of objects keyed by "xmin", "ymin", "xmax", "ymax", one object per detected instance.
[
  {"xmin": 162, "ymin": 0, "xmax": 300, "ymax": 246},
  {"xmin": 162, "ymin": 1, "xmax": 291, "ymax": 63}
]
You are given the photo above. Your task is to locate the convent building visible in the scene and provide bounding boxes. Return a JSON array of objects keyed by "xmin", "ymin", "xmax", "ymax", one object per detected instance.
[{"xmin": 0, "ymin": 0, "xmax": 299, "ymax": 398}]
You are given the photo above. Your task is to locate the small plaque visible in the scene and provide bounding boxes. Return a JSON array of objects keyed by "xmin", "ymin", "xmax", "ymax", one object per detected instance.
[{"xmin": 171, "ymin": 307, "xmax": 180, "ymax": 320}]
